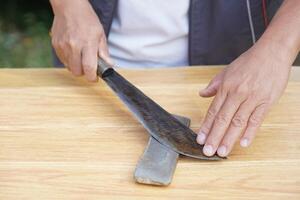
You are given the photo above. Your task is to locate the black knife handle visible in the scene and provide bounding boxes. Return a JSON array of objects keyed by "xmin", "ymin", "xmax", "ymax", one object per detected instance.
[{"xmin": 97, "ymin": 58, "xmax": 114, "ymax": 78}]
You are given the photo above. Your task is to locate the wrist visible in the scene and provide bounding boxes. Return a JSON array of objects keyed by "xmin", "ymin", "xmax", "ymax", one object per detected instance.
[
  {"xmin": 254, "ymin": 35, "xmax": 297, "ymax": 67},
  {"xmin": 49, "ymin": 0, "xmax": 65, "ymax": 15},
  {"xmin": 50, "ymin": 0, "xmax": 90, "ymax": 16}
]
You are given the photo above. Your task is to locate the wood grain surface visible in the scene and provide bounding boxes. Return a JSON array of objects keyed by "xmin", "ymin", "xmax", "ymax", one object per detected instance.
[{"xmin": 0, "ymin": 67, "xmax": 299, "ymax": 199}]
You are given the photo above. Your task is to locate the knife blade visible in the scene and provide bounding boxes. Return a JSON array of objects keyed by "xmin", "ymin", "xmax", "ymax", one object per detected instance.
[{"xmin": 97, "ymin": 59, "xmax": 223, "ymax": 160}]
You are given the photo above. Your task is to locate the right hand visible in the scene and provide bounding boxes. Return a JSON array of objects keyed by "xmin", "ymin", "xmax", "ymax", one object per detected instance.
[{"xmin": 50, "ymin": 0, "xmax": 113, "ymax": 82}]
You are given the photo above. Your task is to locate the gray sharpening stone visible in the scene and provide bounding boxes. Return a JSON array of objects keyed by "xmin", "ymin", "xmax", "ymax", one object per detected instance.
[{"xmin": 134, "ymin": 114, "xmax": 191, "ymax": 186}]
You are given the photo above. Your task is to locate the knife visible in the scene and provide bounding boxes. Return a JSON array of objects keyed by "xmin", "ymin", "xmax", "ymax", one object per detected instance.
[{"xmin": 97, "ymin": 58, "xmax": 223, "ymax": 160}]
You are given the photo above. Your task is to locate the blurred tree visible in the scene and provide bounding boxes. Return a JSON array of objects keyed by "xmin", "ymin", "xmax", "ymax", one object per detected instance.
[{"xmin": 0, "ymin": 0, "xmax": 53, "ymax": 68}]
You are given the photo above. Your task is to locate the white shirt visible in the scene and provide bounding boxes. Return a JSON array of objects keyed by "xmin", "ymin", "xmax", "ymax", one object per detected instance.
[{"xmin": 107, "ymin": 0, "xmax": 190, "ymax": 68}]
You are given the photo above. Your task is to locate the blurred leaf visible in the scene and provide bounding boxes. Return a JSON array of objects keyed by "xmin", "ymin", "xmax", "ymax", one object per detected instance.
[{"xmin": 0, "ymin": 0, "xmax": 53, "ymax": 68}]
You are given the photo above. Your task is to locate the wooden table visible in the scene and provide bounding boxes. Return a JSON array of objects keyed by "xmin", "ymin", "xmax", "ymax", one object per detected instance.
[{"xmin": 0, "ymin": 67, "xmax": 299, "ymax": 199}]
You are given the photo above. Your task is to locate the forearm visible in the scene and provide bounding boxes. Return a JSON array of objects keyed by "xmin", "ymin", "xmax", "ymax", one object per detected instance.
[
  {"xmin": 255, "ymin": 0, "xmax": 300, "ymax": 65},
  {"xmin": 50, "ymin": 0, "xmax": 91, "ymax": 15}
]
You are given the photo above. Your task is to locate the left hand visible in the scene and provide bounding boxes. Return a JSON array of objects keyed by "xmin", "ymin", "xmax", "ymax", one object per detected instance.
[{"xmin": 196, "ymin": 45, "xmax": 291, "ymax": 157}]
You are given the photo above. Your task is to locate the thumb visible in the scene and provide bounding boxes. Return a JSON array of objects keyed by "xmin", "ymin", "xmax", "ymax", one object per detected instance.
[{"xmin": 199, "ymin": 73, "xmax": 223, "ymax": 97}]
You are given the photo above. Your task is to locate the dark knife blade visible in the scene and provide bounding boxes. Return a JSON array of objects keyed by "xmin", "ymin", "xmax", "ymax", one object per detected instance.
[{"xmin": 97, "ymin": 59, "xmax": 223, "ymax": 160}]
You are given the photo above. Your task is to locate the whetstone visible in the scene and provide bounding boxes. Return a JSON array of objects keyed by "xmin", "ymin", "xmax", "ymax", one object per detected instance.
[{"xmin": 134, "ymin": 115, "xmax": 191, "ymax": 186}]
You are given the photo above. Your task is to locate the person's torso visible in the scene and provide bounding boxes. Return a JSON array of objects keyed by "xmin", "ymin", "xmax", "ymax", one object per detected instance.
[
  {"xmin": 88, "ymin": 0, "xmax": 284, "ymax": 66},
  {"xmin": 107, "ymin": 0, "xmax": 190, "ymax": 68}
]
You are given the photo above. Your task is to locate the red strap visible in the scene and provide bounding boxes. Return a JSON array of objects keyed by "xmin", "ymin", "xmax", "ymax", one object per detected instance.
[{"xmin": 262, "ymin": 0, "xmax": 269, "ymax": 27}]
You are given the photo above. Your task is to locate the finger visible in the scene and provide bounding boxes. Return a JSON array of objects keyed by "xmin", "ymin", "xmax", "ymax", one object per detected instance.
[
  {"xmin": 68, "ymin": 46, "xmax": 83, "ymax": 76},
  {"xmin": 199, "ymin": 79, "xmax": 219, "ymax": 97},
  {"xmin": 203, "ymin": 95, "xmax": 244, "ymax": 156},
  {"xmin": 197, "ymin": 90, "xmax": 227, "ymax": 145},
  {"xmin": 52, "ymin": 39, "xmax": 68, "ymax": 68},
  {"xmin": 98, "ymin": 36, "xmax": 114, "ymax": 65},
  {"xmin": 199, "ymin": 73, "xmax": 223, "ymax": 97},
  {"xmin": 240, "ymin": 103, "xmax": 269, "ymax": 147},
  {"xmin": 217, "ymin": 98, "xmax": 257, "ymax": 157},
  {"xmin": 55, "ymin": 48, "xmax": 68, "ymax": 69},
  {"xmin": 82, "ymin": 44, "xmax": 98, "ymax": 82}
]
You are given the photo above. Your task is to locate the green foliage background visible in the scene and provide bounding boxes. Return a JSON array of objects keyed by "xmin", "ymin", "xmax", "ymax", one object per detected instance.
[{"xmin": 0, "ymin": 0, "xmax": 53, "ymax": 68}]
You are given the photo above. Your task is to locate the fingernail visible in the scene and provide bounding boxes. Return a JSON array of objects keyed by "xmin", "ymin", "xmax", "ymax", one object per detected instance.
[
  {"xmin": 203, "ymin": 145, "xmax": 214, "ymax": 156},
  {"xmin": 217, "ymin": 145, "xmax": 227, "ymax": 157},
  {"xmin": 240, "ymin": 138, "xmax": 249, "ymax": 147},
  {"xmin": 197, "ymin": 132, "xmax": 207, "ymax": 144}
]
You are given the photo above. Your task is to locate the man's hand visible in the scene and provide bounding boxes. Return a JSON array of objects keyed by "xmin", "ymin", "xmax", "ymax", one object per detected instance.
[
  {"xmin": 197, "ymin": 45, "xmax": 291, "ymax": 157},
  {"xmin": 50, "ymin": 0, "xmax": 112, "ymax": 82},
  {"xmin": 196, "ymin": 0, "xmax": 300, "ymax": 157}
]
